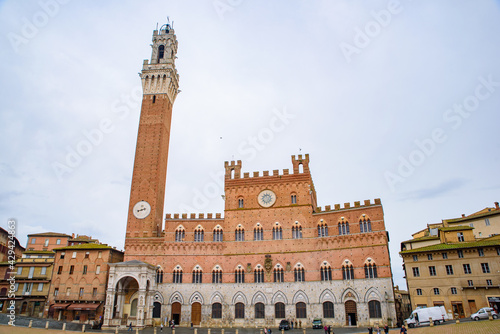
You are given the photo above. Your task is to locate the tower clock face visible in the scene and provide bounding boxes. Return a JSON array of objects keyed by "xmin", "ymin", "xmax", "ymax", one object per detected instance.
[
  {"xmin": 133, "ymin": 201, "xmax": 151, "ymax": 219},
  {"xmin": 258, "ymin": 190, "xmax": 276, "ymax": 208}
]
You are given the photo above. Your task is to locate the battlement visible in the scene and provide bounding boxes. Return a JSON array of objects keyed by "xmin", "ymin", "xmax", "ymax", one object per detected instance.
[
  {"xmin": 314, "ymin": 198, "xmax": 382, "ymax": 213},
  {"xmin": 225, "ymin": 155, "xmax": 310, "ymax": 180},
  {"xmin": 165, "ymin": 213, "xmax": 223, "ymax": 220}
]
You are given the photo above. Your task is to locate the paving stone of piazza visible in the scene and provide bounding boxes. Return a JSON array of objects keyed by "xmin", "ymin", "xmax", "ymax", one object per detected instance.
[{"xmin": 1, "ymin": 314, "xmax": 499, "ymax": 334}]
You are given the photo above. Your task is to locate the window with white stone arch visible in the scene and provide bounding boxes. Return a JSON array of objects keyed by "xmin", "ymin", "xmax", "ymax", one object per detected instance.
[
  {"xmin": 364, "ymin": 258, "xmax": 377, "ymax": 278},
  {"xmin": 254, "ymin": 264, "xmax": 264, "ymax": 283},
  {"xmin": 173, "ymin": 265, "xmax": 183, "ymax": 284},
  {"xmin": 213, "ymin": 225, "xmax": 223, "ymax": 242},
  {"xmin": 234, "ymin": 265, "xmax": 245, "ymax": 283},
  {"xmin": 175, "ymin": 225, "xmax": 185, "ymax": 242},
  {"xmin": 342, "ymin": 260, "xmax": 354, "ymax": 280},
  {"xmin": 254, "ymin": 223, "xmax": 263, "ymax": 241},
  {"xmin": 320, "ymin": 261, "xmax": 332, "ymax": 281},
  {"xmin": 318, "ymin": 219, "xmax": 328, "ymax": 237},
  {"xmin": 273, "ymin": 222, "xmax": 282, "ymax": 240},
  {"xmin": 292, "ymin": 221, "xmax": 302, "ymax": 239},
  {"xmin": 212, "ymin": 265, "xmax": 222, "ymax": 283},
  {"xmin": 359, "ymin": 214, "xmax": 372, "ymax": 233},
  {"xmin": 274, "ymin": 264, "xmax": 284, "ymax": 282},
  {"xmin": 294, "ymin": 263, "xmax": 305, "ymax": 282},
  {"xmin": 194, "ymin": 225, "xmax": 204, "ymax": 242}
]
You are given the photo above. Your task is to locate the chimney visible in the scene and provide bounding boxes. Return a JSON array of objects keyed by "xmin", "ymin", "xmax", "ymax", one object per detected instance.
[
  {"xmin": 495, "ymin": 202, "xmax": 499, "ymax": 210},
  {"xmin": 461, "ymin": 214, "xmax": 465, "ymax": 218},
  {"xmin": 72, "ymin": 233, "xmax": 75, "ymax": 238}
]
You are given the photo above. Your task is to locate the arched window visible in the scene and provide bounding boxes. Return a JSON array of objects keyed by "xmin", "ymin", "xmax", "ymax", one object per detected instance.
[
  {"xmin": 296, "ymin": 302, "xmax": 307, "ymax": 318},
  {"xmin": 323, "ymin": 301, "xmax": 334, "ymax": 318},
  {"xmin": 192, "ymin": 267, "xmax": 202, "ymax": 283},
  {"xmin": 275, "ymin": 302, "xmax": 285, "ymax": 318},
  {"xmin": 294, "ymin": 265, "xmax": 305, "ymax": 282},
  {"xmin": 212, "ymin": 303, "xmax": 222, "ymax": 319},
  {"xmin": 292, "ymin": 223, "xmax": 302, "ymax": 239},
  {"xmin": 194, "ymin": 227, "xmax": 204, "ymax": 242},
  {"xmin": 173, "ymin": 267, "xmax": 183, "ymax": 283},
  {"xmin": 338, "ymin": 220, "xmax": 350, "ymax": 235},
  {"xmin": 130, "ymin": 299, "xmax": 138, "ymax": 317},
  {"xmin": 273, "ymin": 224, "xmax": 282, "ymax": 240},
  {"xmin": 291, "ymin": 193, "xmax": 297, "ymax": 204},
  {"xmin": 235, "ymin": 266, "xmax": 245, "ymax": 283},
  {"xmin": 254, "ymin": 265, "xmax": 264, "ymax": 283},
  {"xmin": 318, "ymin": 221, "xmax": 328, "ymax": 237},
  {"xmin": 235, "ymin": 226, "xmax": 245, "ymax": 241},
  {"xmin": 342, "ymin": 261, "xmax": 354, "ymax": 280},
  {"xmin": 175, "ymin": 226, "xmax": 185, "ymax": 242},
  {"xmin": 238, "ymin": 198, "xmax": 244, "ymax": 208},
  {"xmin": 320, "ymin": 263, "xmax": 332, "ymax": 281},
  {"xmin": 235, "ymin": 302, "xmax": 245, "ymax": 319},
  {"xmin": 157, "ymin": 45, "xmax": 165, "ymax": 61},
  {"xmin": 254, "ymin": 225, "xmax": 263, "ymax": 241},
  {"xmin": 360, "ymin": 216, "xmax": 372, "ymax": 233},
  {"xmin": 364, "ymin": 262, "xmax": 377, "ymax": 279},
  {"xmin": 213, "ymin": 225, "xmax": 223, "ymax": 242},
  {"xmin": 255, "ymin": 303, "xmax": 265, "ymax": 319},
  {"xmin": 274, "ymin": 266, "xmax": 284, "ymax": 282},
  {"xmin": 156, "ymin": 268, "xmax": 163, "ymax": 283},
  {"xmin": 212, "ymin": 266, "xmax": 222, "ymax": 283},
  {"xmin": 368, "ymin": 300, "xmax": 382, "ymax": 318}
]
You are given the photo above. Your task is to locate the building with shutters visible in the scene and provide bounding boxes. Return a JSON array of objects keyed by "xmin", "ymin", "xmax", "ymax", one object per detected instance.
[{"xmin": 400, "ymin": 202, "xmax": 500, "ymax": 319}]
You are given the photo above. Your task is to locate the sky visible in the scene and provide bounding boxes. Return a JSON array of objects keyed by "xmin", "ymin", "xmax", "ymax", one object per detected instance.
[{"xmin": 1, "ymin": 0, "xmax": 499, "ymax": 290}]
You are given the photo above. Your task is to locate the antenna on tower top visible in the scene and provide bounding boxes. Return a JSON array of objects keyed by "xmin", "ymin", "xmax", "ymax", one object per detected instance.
[
  {"xmin": 167, "ymin": 16, "xmax": 170, "ymax": 25},
  {"xmin": 156, "ymin": 22, "xmax": 158, "ymax": 30}
]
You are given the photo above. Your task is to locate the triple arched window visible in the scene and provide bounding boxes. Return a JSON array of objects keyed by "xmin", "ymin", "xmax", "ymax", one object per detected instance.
[
  {"xmin": 318, "ymin": 221, "xmax": 328, "ymax": 237},
  {"xmin": 235, "ymin": 266, "xmax": 245, "ymax": 283},
  {"xmin": 173, "ymin": 267, "xmax": 183, "ymax": 283},
  {"xmin": 212, "ymin": 266, "xmax": 222, "ymax": 283},
  {"xmin": 294, "ymin": 265, "xmax": 305, "ymax": 282},
  {"xmin": 254, "ymin": 225, "xmax": 263, "ymax": 241},
  {"xmin": 235, "ymin": 226, "xmax": 245, "ymax": 241},
  {"xmin": 360, "ymin": 217, "xmax": 372, "ymax": 233},
  {"xmin": 155, "ymin": 268, "xmax": 163, "ymax": 283},
  {"xmin": 254, "ymin": 265, "xmax": 264, "ymax": 283},
  {"xmin": 292, "ymin": 223, "xmax": 302, "ymax": 239},
  {"xmin": 342, "ymin": 262, "xmax": 354, "ymax": 280},
  {"xmin": 194, "ymin": 227, "xmax": 204, "ymax": 242},
  {"xmin": 320, "ymin": 264, "xmax": 332, "ymax": 281},
  {"xmin": 338, "ymin": 220, "xmax": 350, "ymax": 235},
  {"xmin": 175, "ymin": 227, "xmax": 185, "ymax": 242},
  {"xmin": 273, "ymin": 224, "xmax": 282, "ymax": 240},
  {"xmin": 213, "ymin": 226, "xmax": 223, "ymax": 242},
  {"xmin": 192, "ymin": 267, "xmax": 203, "ymax": 283},
  {"xmin": 365, "ymin": 262, "xmax": 378, "ymax": 278},
  {"xmin": 274, "ymin": 266, "xmax": 284, "ymax": 282}
]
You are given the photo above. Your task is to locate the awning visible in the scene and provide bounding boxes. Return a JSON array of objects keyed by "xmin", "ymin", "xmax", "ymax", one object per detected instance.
[
  {"xmin": 67, "ymin": 303, "xmax": 101, "ymax": 311},
  {"xmin": 51, "ymin": 303, "xmax": 71, "ymax": 309}
]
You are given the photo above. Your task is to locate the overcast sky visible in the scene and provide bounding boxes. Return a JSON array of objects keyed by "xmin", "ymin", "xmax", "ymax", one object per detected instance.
[{"xmin": 1, "ymin": 1, "xmax": 499, "ymax": 290}]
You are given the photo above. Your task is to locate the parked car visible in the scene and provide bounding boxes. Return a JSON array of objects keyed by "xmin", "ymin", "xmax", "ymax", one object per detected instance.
[
  {"xmin": 279, "ymin": 320, "xmax": 291, "ymax": 330},
  {"xmin": 312, "ymin": 318, "xmax": 323, "ymax": 329},
  {"xmin": 471, "ymin": 307, "xmax": 498, "ymax": 321}
]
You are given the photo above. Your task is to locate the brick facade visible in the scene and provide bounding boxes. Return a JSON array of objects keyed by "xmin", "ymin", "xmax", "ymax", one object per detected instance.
[{"xmin": 105, "ymin": 23, "xmax": 397, "ymax": 329}]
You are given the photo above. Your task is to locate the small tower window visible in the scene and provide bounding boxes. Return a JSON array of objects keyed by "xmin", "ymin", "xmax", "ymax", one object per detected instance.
[
  {"xmin": 153, "ymin": 95, "xmax": 156, "ymax": 103},
  {"xmin": 158, "ymin": 45, "xmax": 165, "ymax": 61},
  {"xmin": 238, "ymin": 198, "xmax": 244, "ymax": 208}
]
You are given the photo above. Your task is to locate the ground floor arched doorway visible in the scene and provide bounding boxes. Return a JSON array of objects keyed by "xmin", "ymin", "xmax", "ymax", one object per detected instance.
[
  {"xmin": 172, "ymin": 302, "xmax": 181, "ymax": 325},
  {"xmin": 191, "ymin": 302, "xmax": 201, "ymax": 326},
  {"xmin": 345, "ymin": 300, "xmax": 357, "ymax": 326},
  {"xmin": 153, "ymin": 302, "xmax": 161, "ymax": 318}
]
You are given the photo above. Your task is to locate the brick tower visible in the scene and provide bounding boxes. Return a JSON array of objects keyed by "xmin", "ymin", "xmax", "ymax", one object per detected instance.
[{"xmin": 125, "ymin": 23, "xmax": 179, "ymax": 245}]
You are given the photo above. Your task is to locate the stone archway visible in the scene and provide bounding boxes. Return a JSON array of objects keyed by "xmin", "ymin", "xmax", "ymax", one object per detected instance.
[{"xmin": 103, "ymin": 260, "xmax": 157, "ymax": 328}]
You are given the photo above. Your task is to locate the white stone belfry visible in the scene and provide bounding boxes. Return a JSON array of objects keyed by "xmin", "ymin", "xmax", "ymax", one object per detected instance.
[{"xmin": 140, "ymin": 23, "xmax": 180, "ymax": 103}]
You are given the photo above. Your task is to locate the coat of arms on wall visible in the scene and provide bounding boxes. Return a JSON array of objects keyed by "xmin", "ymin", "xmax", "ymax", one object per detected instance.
[{"xmin": 264, "ymin": 254, "xmax": 272, "ymax": 272}]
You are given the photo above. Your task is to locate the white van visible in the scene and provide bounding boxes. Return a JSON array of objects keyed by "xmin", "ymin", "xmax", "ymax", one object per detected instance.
[{"xmin": 405, "ymin": 306, "xmax": 448, "ymax": 328}]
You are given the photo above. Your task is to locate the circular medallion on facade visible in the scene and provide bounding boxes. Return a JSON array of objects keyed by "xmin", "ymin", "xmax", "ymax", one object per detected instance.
[
  {"xmin": 133, "ymin": 201, "xmax": 151, "ymax": 219},
  {"xmin": 257, "ymin": 190, "xmax": 277, "ymax": 208}
]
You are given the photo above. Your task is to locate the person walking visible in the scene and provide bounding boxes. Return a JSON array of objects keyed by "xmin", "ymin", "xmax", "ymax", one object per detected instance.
[
  {"xmin": 161, "ymin": 322, "xmax": 164, "ymax": 332},
  {"xmin": 383, "ymin": 324, "xmax": 389, "ymax": 334},
  {"xmin": 400, "ymin": 325, "xmax": 407, "ymax": 333},
  {"xmin": 128, "ymin": 322, "xmax": 133, "ymax": 331},
  {"xmin": 375, "ymin": 325, "xmax": 381, "ymax": 334},
  {"xmin": 367, "ymin": 327, "xmax": 373, "ymax": 334}
]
